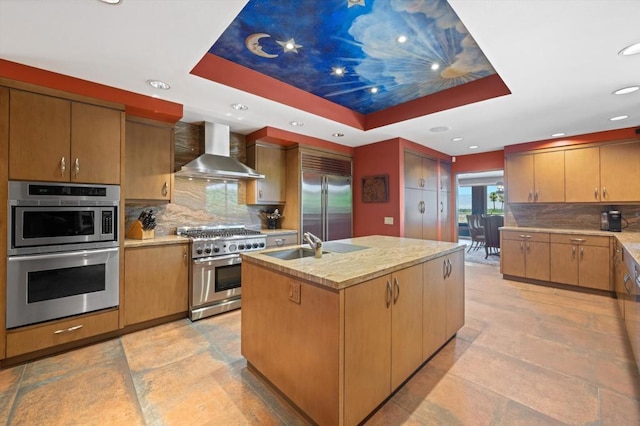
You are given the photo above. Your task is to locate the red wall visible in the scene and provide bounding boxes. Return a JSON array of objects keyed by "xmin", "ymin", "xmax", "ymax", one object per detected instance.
[{"xmin": 452, "ymin": 149, "xmax": 505, "ymax": 175}]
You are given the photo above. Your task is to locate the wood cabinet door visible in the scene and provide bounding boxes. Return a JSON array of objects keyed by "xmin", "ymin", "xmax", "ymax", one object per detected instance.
[
  {"xmin": 501, "ymin": 239, "xmax": 526, "ymax": 277},
  {"xmin": 344, "ymin": 274, "xmax": 392, "ymax": 426},
  {"xmin": 600, "ymin": 141, "xmax": 640, "ymax": 202},
  {"xmin": 125, "ymin": 120, "xmax": 173, "ymax": 201},
  {"xmin": 256, "ymin": 144, "xmax": 286, "ymax": 203},
  {"xmin": 9, "ymin": 89, "xmax": 70, "ymax": 182},
  {"xmin": 423, "ymin": 258, "xmax": 447, "ymax": 359},
  {"xmin": 550, "ymin": 243, "xmax": 578, "ymax": 285},
  {"xmin": 391, "ymin": 265, "xmax": 423, "ymax": 390},
  {"xmin": 124, "ymin": 244, "xmax": 188, "ymax": 326},
  {"xmin": 445, "ymin": 250, "xmax": 465, "ymax": 339},
  {"xmin": 578, "ymin": 245, "xmax": 611, "ymax": 290},
  {"xmin": 525, "ymin": 241, "xmax": 550, "ymax": 281},
  {"xmin": 565, "ymin": 146, "xmax": 600, "ymax": 202},
  {"xmin": 534, "ymin": 151, "xmax": 565, "ymax": 202},
  {"xmin": 506, "ymin": 154, "xmax": 534, "ymax": 203},
  {"xmin": 439, "ymin": 190, "xmax": 451, "ymax": 241},
  {"xmin": 404, "ymin": 151, "xmax": 424, "ymax": 189},
  {"xmin": 422, "ymin": 157, "xmax": 438, "ymax": 190},
  {"xmin": 404, "ymin": 188, "xmax": 424, "ymax": 239},
  {"xmin": 71, "ymin": 102, "xmax": 121, "ymax": 184},
  {"xmin": 422, "ymin": 189, "xmax": 438, "ymax": 240}
]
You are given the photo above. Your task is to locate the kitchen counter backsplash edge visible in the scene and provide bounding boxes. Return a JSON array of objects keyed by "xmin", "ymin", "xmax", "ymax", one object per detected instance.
[{"xmin": 124, "ymin": 235, "xmax": 189, "ymax": 248}]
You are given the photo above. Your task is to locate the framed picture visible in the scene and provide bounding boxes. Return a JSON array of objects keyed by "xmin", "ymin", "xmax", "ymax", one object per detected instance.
[{"xmin": 361, "ymin": 174, "xmax": 389, "ymax": 203}]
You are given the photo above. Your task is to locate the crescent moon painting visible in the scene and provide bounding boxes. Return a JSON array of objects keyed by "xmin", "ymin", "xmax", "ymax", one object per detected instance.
[{"xmin": 245, "ymin": 33, "xmax": 278, "ymax": 58}]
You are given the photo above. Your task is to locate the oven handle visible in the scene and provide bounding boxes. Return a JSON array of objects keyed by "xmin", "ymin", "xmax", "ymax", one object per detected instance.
[
  {"xmin": 7, "ymin": 247, "xmax": 119, "ymax": 262},
  {"xmin": 193, "ymin": 254, "xmax": 241, "ymax": 265}
]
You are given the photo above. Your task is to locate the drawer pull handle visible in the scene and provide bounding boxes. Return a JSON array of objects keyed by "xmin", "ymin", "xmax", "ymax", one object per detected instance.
[
  {"xmin": 60, "ymin": 157, "xmax": 66, "ymax": 177},
  {"xmin": 275, "ymin": 238, "xmax": 284, "ymax": 246},
  {"xmin": 570, "ymin": 238, "xmax": 586, "ymax": 243},
  {"xmin": 162, "ymin": 182, "xmax": 169, "ymax": 196},
  {"xmin": 54, "ymin": 324, "xmax": 84, "ymax": 334},
  {"xmin": 386, "ymin": 280, "xmax": 392, "ymax": 308},
  {"xmin": 74, "ymin": 158, "xmax": 80, "ymax": 177},
  {"xmin": 594, "ymin": 188, "xmax": 598, "ymax": 199},
  {"xmin": 393, "ymin": 277, "xmax": 400, "ymax": 304}
]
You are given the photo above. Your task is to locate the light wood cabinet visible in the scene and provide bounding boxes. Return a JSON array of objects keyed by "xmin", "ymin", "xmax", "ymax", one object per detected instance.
[
  {"xmin": 439, "ymin": 161, "xmax": 452, "ymax": 241},
  {"xmin": 501, "ymin": 231, "xmax": 550, "ymax": 281},
  {"xmin": 124, "ymin": 243, "xmax": 188, "ymax": 326},
  {"xmin": 600, "ymin": 141, "xmax": 640, "ymax": 202},
  {"xmin": 0, "ymin": 87, "xmax": 8, "ymax": 360},
  {"xmin": 565, "ymin": 146, "xmax": 601, "ymax": 202},
  {"xmin": 6, "ymin": 309, "xmax": 119, "ymax": 358},
  {"xmin": 404, "ymin": 187, "xmax": 438, "ymax": 240},
  {"xmin": 9, "ymin": 89, "xmax": 121, "ymax": 184},
  {"xmin": 125, "ymin": 118, "xmax": 174, "ymax": 201},
  {"xmin": 423, "ymin": 249, "xmax": 464, "ymax": 359},
  {"xmin": 550, "ymin": 234, "xmax": 611, "ymax": 290},
  {"xmin": 245, "ymin": 142, "xmax": 286, "ymax": 204},
  {"xmin": 505, "ymin": 151, "xmax": 564, "ymax": 203}
]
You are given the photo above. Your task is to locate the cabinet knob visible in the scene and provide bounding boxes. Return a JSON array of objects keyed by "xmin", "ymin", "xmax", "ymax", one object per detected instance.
[
  {"xmin": 162, "ymin": 182, "xmax": 168, "ymax": 196},
  {"xmin": 74, "ymin": 158, "xmax": 80, "ymax": 177},
  {"xmin": 60, "ymin": 157, "xmax": 66, "ymax": 177}
]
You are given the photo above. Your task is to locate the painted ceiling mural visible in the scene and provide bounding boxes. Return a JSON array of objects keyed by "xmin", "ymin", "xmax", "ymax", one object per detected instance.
[{"xmin": 209, "ymin": 0, "xmax": 496, "ymax": 115}]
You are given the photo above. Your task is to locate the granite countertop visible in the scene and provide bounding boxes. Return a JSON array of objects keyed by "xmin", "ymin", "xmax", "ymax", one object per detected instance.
[
  {"xmin": 241, "ymin": 235, "xmax": 464, "ymax": 290},
  {"xmin": 260, "ymin": 229, "xmax": 298, "ymax": 235},
  {"xmin": 124, "ymin": 235, "xmax": 189, "ymax": 248},
  {"xmin": 500, "ymin": 226, "xmax": 640, "ymax": 268}
]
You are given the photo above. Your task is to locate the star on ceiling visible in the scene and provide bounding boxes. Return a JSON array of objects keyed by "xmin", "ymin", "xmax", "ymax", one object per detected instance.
[
  {"xmin": 347, "ymin": 0, "xmax": 365, "ymax": 7},
  {"xmin": 276, "ymin": 38, "xmax": 303, "ymax": 53}
]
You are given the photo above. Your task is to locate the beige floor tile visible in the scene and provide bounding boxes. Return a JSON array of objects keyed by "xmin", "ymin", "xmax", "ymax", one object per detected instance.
[
  {"xmin": 599, "ymin": 387, "xmax": 640, "ymax": 426},
  {"xmin": 0, "ymin": 365, "xmax": 24, "ymax": 425},
  {"xmin": 498, "ymin": 400, "xmax": 568, "ymax": 426}
]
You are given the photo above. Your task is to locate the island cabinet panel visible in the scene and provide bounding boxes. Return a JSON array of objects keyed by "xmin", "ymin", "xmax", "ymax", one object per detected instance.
[
  {"xmin": 549, "ymin": 234, "xmax": 611, "ymax": 291},
  {"xmin": 241, "ymin": 263, "xmax": 341, "ymax": 426},
  {"xmin": 445, "ymin": 250, "xmax": 465, "ymax": 338},
  {"xmin": 123, "ymin": 243, "xmax": 188, "ymax": 326},
  {"xmin": 501, "ymin": 231, "xmax": 550, "ymax": 281}
]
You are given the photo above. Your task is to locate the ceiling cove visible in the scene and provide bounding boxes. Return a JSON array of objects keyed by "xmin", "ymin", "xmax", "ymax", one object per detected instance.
[{"xmin": 191, "ymin": 0, "xmax": 510, "ymax": 130}]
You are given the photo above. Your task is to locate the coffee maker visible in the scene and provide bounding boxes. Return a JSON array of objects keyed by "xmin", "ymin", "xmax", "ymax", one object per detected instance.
[{"xmin": 608, "ymin": 210, "xmax": 622, "ymax": 232}]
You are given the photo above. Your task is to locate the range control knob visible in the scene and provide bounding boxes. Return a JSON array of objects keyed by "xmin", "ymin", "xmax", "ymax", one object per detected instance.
[
  {"xmin": 259, "ymin": 242, "xmax": 265, "ymax": 248},
  {"xmin": 213, "ymin": 247, "xmax": 220, "ymax": 253},
  {"xmin": 228, "ymin": 244, "xmax": 237, "ymax": 252},
  {"xmin": 252, "ymin": 243, "xmax": 259, "ymax": 249},
  {"xmin": 238, "ymin": 244, "xmax": 246, "ymax": 250},
  {"xmin": 196, "ymin": 248, "xmax": 203, "ymax": 255},
  {"xmin": 205, "ymin": 247, "xmax": 212, "ymax": 254}
]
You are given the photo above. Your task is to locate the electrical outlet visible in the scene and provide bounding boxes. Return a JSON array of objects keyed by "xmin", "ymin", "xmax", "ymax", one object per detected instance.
[
  {"xmin": 384, "ymin": 216, "xmax": 394, "ymax": 225},
  {"xmin": 288, "ymin": 282, "xmax": 301, "ymax": 304}
]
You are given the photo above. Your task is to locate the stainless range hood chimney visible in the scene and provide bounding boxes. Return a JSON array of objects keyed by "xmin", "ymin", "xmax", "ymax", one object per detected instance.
[{"xmin": 175, "ymin": 122, "xmax": 264, "ymax": 180}]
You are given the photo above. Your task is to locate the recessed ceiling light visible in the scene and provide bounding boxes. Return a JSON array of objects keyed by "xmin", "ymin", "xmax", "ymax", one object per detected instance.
[
  {"xmin": 290, "ymin": 121, "xmax": 304, "ymax": 127},
  {"xmin": 231, "ymin": 103, "xmax": 248, "ymax": 111},
  {"xmin": 99, "ymin": 0, "xmax": 121, "ymax": 4},
  {"xmin": 468, "ymin": 145, "xmax": 479, "ymax": 150},
  {"xmin": 430, "ymin": 126, "xmax": 449, "ymax": 133},
  {"xmin": 430, "ymin": 63, "xmax": 440, "ymax": 71},
  {"xmin": 609, "ymin": 115, "xmax": 629, "ymax": 121},
  {"xmin": 613, "ymin": 86, "xmax": 640, "ymax": 95},
  {"xmin": 370, "ymin": 87, "xmax": 379, "ymax": 94},
  {"xmin": 146, "ymin": 79, "xmax": 170, "ymax": 90},
  {"xmin": 551, "ymin": 132, "xmax": 566, "ymax": 137},
  {"xmin": 619, "ymin": 42, "xmax": 640, "ymax": 56},
  {"xmin": 396, "ymin": 35, "xmax": 407, "ymax": 43},
  {"xmin": 332, "ymin": 67, "xmax": 346, "ymax": 76},
  {"xmin": 451, "ymin": 137, "xmax": 463, "ymax": 142},
  {"xmin": 332, "ymin": 133, "xmax": 344, "ymax": 137}
]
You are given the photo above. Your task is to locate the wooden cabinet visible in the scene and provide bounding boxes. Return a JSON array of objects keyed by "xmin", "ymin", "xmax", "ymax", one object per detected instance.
[
  {"xmin": 5, "ymin": 309, "xmax": 119, "ymax": 358},
  {"xmin": 565, "ymin": 146, "xmax": 601, "ymax": 202},
  {"xmin": 404, "ymin": 151, "xmax": 437, "ymax": 190},
  {"xmin": 550, "ymin": 234, "xmax": 611, "ymax": 290},
  {"xmin": 125, "ymin": 118, "xmax": 174, "ymax": 201},
  {"xmin": 501, "ymin": 231, "xmax": 550, "ymax": 281},
  {"xmin": 423, "ymin": 249, "xmax": 464, "ymax": 359},
  {"xmin": 505, "ymin": 151, "xmax": 564, "ymax": 203},
  {"xmin": 623, "ymin": 255, "xmax": 640, "ymax": 373},
  {"xmin": 245, "ymin": 142, "xmax": 286, "ymax": 204},
  {"xmin": 405, "ymin": 187, "xmax": 437, "ymax": 240},
  {"xmin": 600, "ymin": 141, "xmax": 640, "ymax": 202},
  {"xmin": 344, "ymin": 264, "xmax": 423, "ymax": 425},
  {"xmin": 124, "ymin": 243, "xmax": 188, "ymax": 326},
  {"xmin": 439, "ymin": 161, "xmax": 452, "ymax": 241},
  {"xmin": 9, "ymin": 89, "xmax": 121, "ymax": 184}
]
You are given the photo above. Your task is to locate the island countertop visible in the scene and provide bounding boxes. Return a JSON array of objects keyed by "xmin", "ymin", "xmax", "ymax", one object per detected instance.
[{"xmin": 241, "ymin": 235, "xmax": 464, "ymax": 290}]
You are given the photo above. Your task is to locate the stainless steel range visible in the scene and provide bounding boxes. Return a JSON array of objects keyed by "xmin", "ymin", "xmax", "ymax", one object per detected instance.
[{"xmin": 177, "ymin": 225, "xmax": 266, "ymax": 320}]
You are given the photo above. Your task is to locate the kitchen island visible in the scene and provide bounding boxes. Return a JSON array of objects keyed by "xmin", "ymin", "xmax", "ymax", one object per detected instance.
[{"xmin": 240, "ymin": 235, "xmax": 465, "ymax": 425}]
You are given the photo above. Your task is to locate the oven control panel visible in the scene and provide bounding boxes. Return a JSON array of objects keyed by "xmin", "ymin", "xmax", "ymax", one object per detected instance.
[{"xmin": 192, "ymin": 237, "xmax": 266, "ymax": 258}]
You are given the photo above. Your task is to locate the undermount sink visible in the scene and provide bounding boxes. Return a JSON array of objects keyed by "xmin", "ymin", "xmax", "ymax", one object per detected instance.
[
  {"xmin": 320, "ymin": 242, "xmax": 370, "ymax": 253},
  {"xmin": 263, "ymin": 247, "xmax": 327, "ymax": 260}
]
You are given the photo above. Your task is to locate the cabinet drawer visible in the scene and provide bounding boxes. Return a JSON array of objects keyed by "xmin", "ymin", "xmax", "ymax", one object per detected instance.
[
  {"xmin": 266, "ymin": 233, "xmax": 298, "ymax": 248},
  {"xmin": 6, "ymin": 309, "xmax": 119, "ymax": 358},
  {"xmin": 549, "ymin": 234, "xmax": 610, "ymax": 247},
  {"xmin": 502, "ymin": 230, "xmax": 550, "ymax": 242}
]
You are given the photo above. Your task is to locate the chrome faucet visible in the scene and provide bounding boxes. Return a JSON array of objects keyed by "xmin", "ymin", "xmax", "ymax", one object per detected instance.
[{"xmin": 304, "ymin": 232, "xmax": 323, "ymax": 258}]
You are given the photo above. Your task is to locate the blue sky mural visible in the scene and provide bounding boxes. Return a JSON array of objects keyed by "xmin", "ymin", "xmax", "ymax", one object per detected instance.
[{"xmin": 209, "ymin": 0, "xmax": 496, "ymax": 115}]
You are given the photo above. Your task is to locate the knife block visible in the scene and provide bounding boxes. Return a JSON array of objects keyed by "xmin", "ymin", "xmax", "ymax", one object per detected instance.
[{"xmin": 126, "ymin": 220, "xmax": 155, "ymax": 240}]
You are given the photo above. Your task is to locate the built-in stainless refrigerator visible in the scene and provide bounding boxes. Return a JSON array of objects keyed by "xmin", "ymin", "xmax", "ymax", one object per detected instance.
[{"xmin": 301, "ymin": 172, "xmax": 352, "ymax": 242}]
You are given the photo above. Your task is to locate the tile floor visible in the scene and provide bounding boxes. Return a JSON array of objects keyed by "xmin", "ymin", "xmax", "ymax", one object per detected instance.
[{"xmin": 1, "ymin": 262, "xmax": 640, "ymax": 425}]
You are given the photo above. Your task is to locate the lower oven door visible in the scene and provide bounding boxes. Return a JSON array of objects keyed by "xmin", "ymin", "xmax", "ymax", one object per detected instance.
[
  {"xmin": 6, "ymin": 247, "xmax": 119, "ymax": 329},
  {"xmin": 191, "ymin": 254, "xmax": 242, "ymax": 309}
]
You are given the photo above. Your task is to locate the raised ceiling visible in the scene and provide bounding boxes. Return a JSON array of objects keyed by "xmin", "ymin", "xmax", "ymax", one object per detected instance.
[{"xmin": 0, "ymin": 0, "xmax": 639, "ymax": 156}]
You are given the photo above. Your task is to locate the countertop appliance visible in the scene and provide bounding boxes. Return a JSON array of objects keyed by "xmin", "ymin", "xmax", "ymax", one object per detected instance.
[
  {"xmin": 608, "ymin": 210, "xmax": 622, "ymax": 232},
  {"xmin": 177, "ymin": 225, "xmax": 266, "ymax": 320},
  {"xmin": 301, "ymin": 153, "xmax": 352, "ymax": 243}
]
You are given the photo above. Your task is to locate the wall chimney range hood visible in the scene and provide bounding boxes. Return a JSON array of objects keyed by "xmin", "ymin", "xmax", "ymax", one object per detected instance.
[{"xmin": 175, "ymin": 122, "xmax": 264, "ymax": 180}]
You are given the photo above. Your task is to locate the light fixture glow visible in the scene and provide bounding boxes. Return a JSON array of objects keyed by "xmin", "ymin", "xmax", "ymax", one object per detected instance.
[
  {"xmin": 613, "ymin": 86, "xmax": 640, "ymax": 95},
  {"xmin": 430, "ymin": 126, "xmax": 450, "ymax": 133},
  {"xmin": 370, "ymin": 87, "xmax": 379, "ymax": 94},
  {"xmin": 99, "ymin": 0, "xmax": 121, "ymax": 4},
  {"xmin": 468, "ymin": 145, "xmax": 479, "ymax": 150},
  {"xmin": 396, "ymin": 35, "xmax": 407, "ymax": 43},
  {"xmin": 231, "ymin": 103, "xmax": 248, "ymax": 111},
  {"xmin": 551, "ymin": 132, "xmax": 566, "ymax": 137},
  {"xmin": 290, "ymin": 121, "xmax": 304, "ymax": 127},
  {"xmin": 451, "ymin": 137, "xmax": 464, "ymax": 142},
  {"xmin": 609, "ymin": 115, "xmax": 629, "ymax": 121},
  {"xmin": 430, "ymin": 63, "xmax": 440, "ymax": 71},
  {"xmin": 332, "ymin": 67, "xmax": 346, "ymax": 76},
  {"xmin": 146, "ymin": 79, "xmax": 170, "ymax": 90},
  {"xmin": 619, "ymin": 42, "xmax": 640, "ymax": 56},
  {"xmin": 332, "ymin": 133, "xmax": 345, "ymax": 137}
]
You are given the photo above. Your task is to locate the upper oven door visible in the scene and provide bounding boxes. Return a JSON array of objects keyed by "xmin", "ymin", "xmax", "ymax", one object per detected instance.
[{"xmin": 11, "ymin": 206, "xmax": 116, "ymax": 252}]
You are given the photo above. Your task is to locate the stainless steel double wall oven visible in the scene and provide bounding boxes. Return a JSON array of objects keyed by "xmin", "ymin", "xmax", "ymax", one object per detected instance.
[{"xmin": 6, "ymin": 181, "xmax": 120, "ymax": 329}]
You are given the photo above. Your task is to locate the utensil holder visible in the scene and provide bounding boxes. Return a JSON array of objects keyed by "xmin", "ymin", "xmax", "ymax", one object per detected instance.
[{"xmin": 126, "ymin": 220, "xmax": 155, "ymax": 240}]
